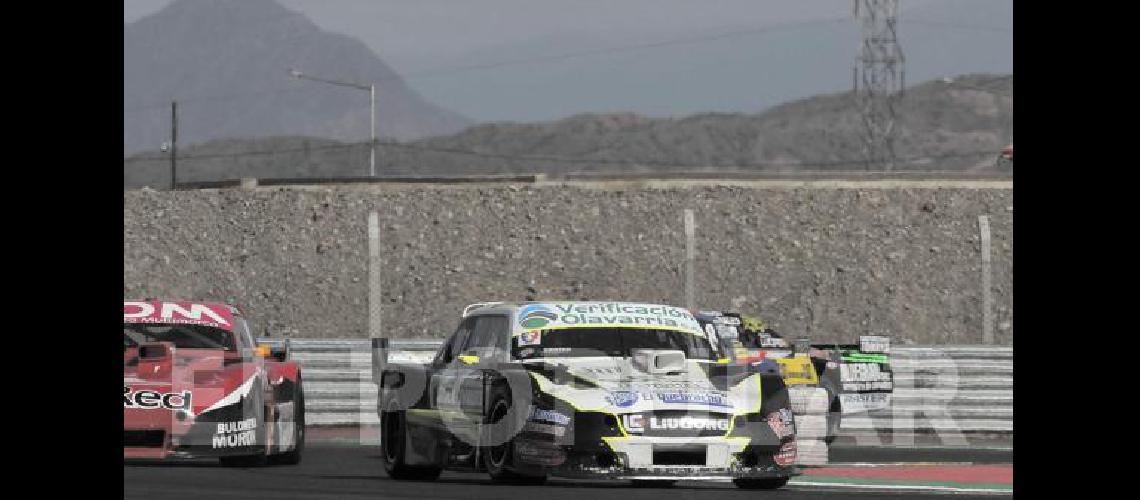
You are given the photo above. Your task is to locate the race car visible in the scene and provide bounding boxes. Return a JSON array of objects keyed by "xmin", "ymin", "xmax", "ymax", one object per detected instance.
[
  {"xmin": 372, "ymin": 301, "xmax": 799, "ymax": 489},
  {"xmin": 693, "ymin": 310, "xmax": 893, "ymax": 444},
  {"xmin": 124, "ymin": 299, "xmax": 306, "ymax": 465}
]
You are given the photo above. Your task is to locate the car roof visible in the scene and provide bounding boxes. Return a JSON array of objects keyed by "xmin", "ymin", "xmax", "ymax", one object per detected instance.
[
  {"xmin": 464, "ymin": 300, "xmax": 705, "ymax": 336},
  {"xmin": 124, "ymin": 299, "xmax": 243, "ymax": 316},
  {"xmin": 463, "ymin": 300, "xmax": 692, "ymax": 316}
]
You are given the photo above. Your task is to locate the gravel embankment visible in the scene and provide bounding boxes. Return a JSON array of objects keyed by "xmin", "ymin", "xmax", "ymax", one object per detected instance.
[{"xmin": 124, "ymin": 184, "xmax": 1012, "ymax": 344}]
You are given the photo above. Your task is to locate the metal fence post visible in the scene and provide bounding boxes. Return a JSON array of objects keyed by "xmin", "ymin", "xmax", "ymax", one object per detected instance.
[
  {"xmin": 979, "ymin": 215, "xmax": 993, "ymax": 344},
  {"xmin": 368, "ymin": 211, "xmax": 381, "ymax": 339},
  {"xmin": 684, "ymin": 209, "xmax": 695, "ymax": 310}
]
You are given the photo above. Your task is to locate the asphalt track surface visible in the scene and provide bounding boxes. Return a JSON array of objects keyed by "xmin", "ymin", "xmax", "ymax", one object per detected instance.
[{"xmin": 124, "ymin": 445, "xmax": 1006, "ymax": 499}]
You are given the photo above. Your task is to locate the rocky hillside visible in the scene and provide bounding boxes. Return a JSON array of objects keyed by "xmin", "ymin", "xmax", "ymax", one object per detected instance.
[{"xmin": 124, "ymin": 184, "xmax": 1012, "ymax": 345}]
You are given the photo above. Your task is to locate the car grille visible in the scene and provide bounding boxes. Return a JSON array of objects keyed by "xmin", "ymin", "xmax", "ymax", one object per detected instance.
[
  {"xmin": 124, "ymin": 430, "xmax": 165, "ymax": 448},
  {"xmin": 653, "ymin": 448, "xmax": 707, "ymax": 466}
]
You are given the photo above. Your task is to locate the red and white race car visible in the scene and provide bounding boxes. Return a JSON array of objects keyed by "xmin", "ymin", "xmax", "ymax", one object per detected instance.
[{"xmin": 124, "ymin": 300, "xmax": 305, "ymax": 466}]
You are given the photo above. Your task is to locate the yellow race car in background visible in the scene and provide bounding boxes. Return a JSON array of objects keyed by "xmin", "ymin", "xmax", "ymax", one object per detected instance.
[{"xmin": 694, "ymin": 311, "xmax": 893, "ymax": 445}]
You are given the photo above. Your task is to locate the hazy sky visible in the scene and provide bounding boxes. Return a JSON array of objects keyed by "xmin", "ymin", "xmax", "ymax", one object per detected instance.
[{"xmin": 124, "ymin": 0, "xmax": 1011, "ymax": 122}]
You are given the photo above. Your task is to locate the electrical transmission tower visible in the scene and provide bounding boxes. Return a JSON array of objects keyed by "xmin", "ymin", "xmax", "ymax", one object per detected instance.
[{"xmin": 853, "ymin": 0, "xmax": 905, "ymax": 171}]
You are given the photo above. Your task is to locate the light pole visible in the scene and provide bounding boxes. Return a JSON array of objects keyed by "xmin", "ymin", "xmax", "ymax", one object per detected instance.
[{"xmin": 288, "ymin": 68, "xmax": 376, "ymax": 177}]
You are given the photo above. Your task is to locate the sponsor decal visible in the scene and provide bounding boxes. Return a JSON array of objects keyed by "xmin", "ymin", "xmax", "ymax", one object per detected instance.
[
  {"xmin": 514, "ymin": 440, "xmax": 567, "ymax": 467},
  {"xmin": 840, "ymin": 362, "xmax": 892, "ymax": 382},
  {"xmin": 519, "ymin": 304, "xmax": 558, "ymax": 329},
  {"xmin": 759, "ymin": 336, "xmax": 788, "ymax": 348},
  {"xmin": 622, "ymin": 414, "xmax": 645, "ymax": 433},
  {"xmin": 123, "ymin": 387, "xmax": 192, "ymax": 410},
  {"xmin": 586, "ymin": 366, "xmax": 623, "ymax": 376},
  {"xmin": 767, "ymin": 409, "xmax": 795, "ymax": 439},
  {"xmin": 655, "ymin": 391, "xmax": 732, "ymax": 407},
  {"xmin": 637, "ymin": 381, "xmax": 707, "ymax": 390},
  {"xmin": 842, "ymin": 381, "xmax": 894, "ymax": 392},
  {"xmin": 842, "ymin": 352, "xmax": 891, "ymax": 364},
  {"xmin": 523, "ymin": 422, "xmax": 567, "ymax": 437},
  {"xmin": 605, "ymin": 391, "xmax": 640, "ymax": 408},
  {"xmin": 777, "ymin": 357, "xmax": 819, "ymax": 385},
  {"xmin": 859, "ymin": 335, "xmax": 891, "ymax": 353},
  {"xmin": 519, "ymin": 330, "xmax": 542, "ymax": 346},
  {"xmin": 841, "ymin": 392, "xmax": 891, "ymax": 404},
  {"xmin": 518, "ymin": 302, "xmax": 702, "ymax": 332},
  {"xmin": 839, "ymin": 392, "xmax": 892, "ymax": 412},
  {"xmin": 530, "ymin": 408, "xmax": 571, "ymax": 425},
  {"xmin": 212, "ymin": 417, "xmax": 258, "ymax": 449},
  {"xmin": 647, "ymin": 415, "xmax": 729, "ymax": 431},
  {"xmin": 124, "ymin": 301, "xmax": 233, "ymax": 329},
  {"xmin": 774, "ymin": 440, "xmax": 797, "ymax": 467}
]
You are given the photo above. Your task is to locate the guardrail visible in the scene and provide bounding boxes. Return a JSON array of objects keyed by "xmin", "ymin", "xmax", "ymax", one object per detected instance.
[
  {"xmin": 171, "ymin": 174, "xmax": 547, "ymax": 190},
  {"xmin": 281, "ymin": 339, "xmax": 1012, "ymax": 437},
  {"xmin": 141, "ymin": 170, "xmax": 1013, "ymax": 191}
]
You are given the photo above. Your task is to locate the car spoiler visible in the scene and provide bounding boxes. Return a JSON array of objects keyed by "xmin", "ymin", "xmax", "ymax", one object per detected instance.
[{"xmin": 810, "ymin": 335, "xmax": 890, "ymax": 354}]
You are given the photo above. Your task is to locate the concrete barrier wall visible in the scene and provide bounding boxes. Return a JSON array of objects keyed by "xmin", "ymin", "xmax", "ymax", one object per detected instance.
[
  {"xmin": 288, "ymin": 339, "xmax": 1012, "ymax": 438},
  {"xmin": 124, "ymin": 183, "xmax": 1012, "ymax": 344}
]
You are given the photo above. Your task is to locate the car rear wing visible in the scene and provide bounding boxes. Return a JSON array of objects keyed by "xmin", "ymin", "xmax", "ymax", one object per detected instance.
[{"xmin": 811, "ymin": 335, "xmax": 891, "ymax": 355}]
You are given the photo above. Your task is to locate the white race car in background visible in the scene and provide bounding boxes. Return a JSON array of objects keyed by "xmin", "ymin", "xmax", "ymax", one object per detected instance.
[{"xmin": 373, "ymin": 301, "xmax": 800, "ymax": 489}]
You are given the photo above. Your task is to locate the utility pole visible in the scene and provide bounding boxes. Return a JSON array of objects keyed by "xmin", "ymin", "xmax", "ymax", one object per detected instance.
[
  {"xmin": 170, "ymin": 101, "xmax": 178, "ymax": 190},
  {"xmin": 853, "ymin": 0, "xmax": 905, "ymax": 171},
  {"xmin": 288, "ymin": 68, "xmax": 376, "ymax": 177},
  {"xmin": 370, "ymin": 85, "xmax": 375, "ymax": 178}
]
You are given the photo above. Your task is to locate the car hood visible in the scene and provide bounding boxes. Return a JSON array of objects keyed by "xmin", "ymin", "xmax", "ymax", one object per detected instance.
[{"xmin": 524, "ymin": 356, "xmax": 762, "ymax": 415}]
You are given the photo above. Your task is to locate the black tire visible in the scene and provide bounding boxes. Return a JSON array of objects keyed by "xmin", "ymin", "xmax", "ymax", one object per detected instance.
[
  {"xmin": 482, "ymin": 396, "xmax": 546, "ymax": 485},
  {"xmin": 380, "ymin": 401, "xmax": 442, "ymax": 481},
  {"xmin": 824, "ymin": 397, "xmax": 841, "ymax": 445},
  {"xmin": 631, "ymin": 480, "xmax": 676, "ymax": 488},
  {"xmin": 733, "ymin": 477, "xmax": 790, "ymax": 490},
  {"xmin": 269, "ymin": 378, "xmax": 305, "ymax": 465}
]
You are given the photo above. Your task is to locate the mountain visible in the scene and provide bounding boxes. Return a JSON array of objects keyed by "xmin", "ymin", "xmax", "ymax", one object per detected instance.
[
  {"xmin": 123, "ymin": 0, "xmax": 471, "ymax": 155},
  {"xmin": 407, "ymin": 73, "xmax": 1011, "ymax": 174},
  {"xmin": 398, "ymin": 0, "xmax": 1011, "ymax": 123},
  {"xmin": 123, "ymin": 73, "xmax": 1011, "ymax": 188}
]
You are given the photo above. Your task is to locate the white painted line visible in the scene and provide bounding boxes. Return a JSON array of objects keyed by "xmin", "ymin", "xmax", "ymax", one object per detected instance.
[
  {"xmin": 822, "ymin": 462, "xmax": 978, "ymax": 467},
  {"xmin": 789, "ymin": 479, "xmax": 1012, "ymax": 495}
]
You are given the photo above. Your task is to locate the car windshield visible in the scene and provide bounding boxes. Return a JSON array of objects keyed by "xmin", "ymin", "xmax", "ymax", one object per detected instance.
[
  {"xmin": 513, "ymin": 327, "xmax": 716, "ymax": 361},
  {"xmin": 124, "ymin": 322, "xmax": 236, "ymax": 351}
]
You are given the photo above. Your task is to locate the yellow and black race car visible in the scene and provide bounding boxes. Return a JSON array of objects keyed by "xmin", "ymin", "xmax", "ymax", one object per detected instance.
[
  {"xmin": 693, "ymin": 310, "xmax": 893, "ymax": 444},
  {"xmin": 372, "ymin": 301, "xmax": 799, "ymax": 489}
]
